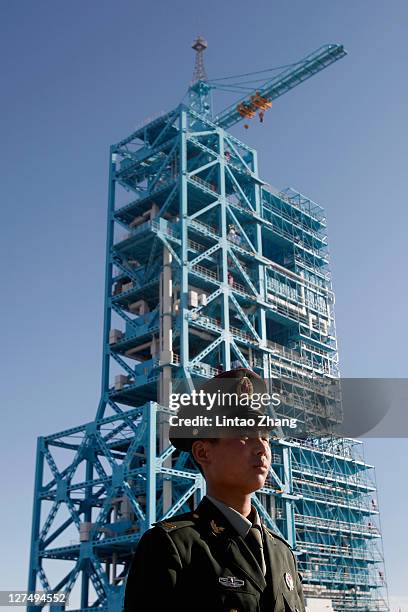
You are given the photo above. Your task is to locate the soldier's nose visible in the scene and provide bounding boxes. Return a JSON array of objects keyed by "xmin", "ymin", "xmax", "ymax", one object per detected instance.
[{"xmin": 253, "ymin": 437, "xmax": 268, "ymax": 454}]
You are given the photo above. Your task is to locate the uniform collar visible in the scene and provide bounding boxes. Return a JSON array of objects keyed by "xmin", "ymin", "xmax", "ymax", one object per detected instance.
[
  {"xmin": 194, "ymin": 496, "xmax": 268, "ymax": 593},
  {"xmin": 205, "ymin": 495, "xmax": 261, "ymax": 538}
]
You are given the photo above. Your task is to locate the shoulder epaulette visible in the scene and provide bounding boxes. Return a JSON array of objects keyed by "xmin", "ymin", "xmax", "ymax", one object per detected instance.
[
  {"xmin": 153, "ymin": 512, "xmax": 197, "ymax": 532},
  {"xmin": 263, "ymin": 525, "xmax": 293, "ymax": 549}
]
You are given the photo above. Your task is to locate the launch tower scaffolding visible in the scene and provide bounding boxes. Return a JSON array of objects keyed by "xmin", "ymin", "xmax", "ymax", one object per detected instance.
[{"xmin": 27, "ymin": 42, "xmax": 389, "ymax": 612}]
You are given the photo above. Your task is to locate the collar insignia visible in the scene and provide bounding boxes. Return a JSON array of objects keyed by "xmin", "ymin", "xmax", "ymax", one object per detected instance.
[{"xmin": 210, "ymin": 519, "xmax": 225, "ymax": 535}]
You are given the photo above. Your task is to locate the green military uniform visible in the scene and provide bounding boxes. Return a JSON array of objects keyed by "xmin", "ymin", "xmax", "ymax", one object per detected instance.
[
  {"xmin": 124, "ymin": 368, "xmax": 305, "ymax": 611},
  {"xmin": 123, "ymin": 496, "xmax": 305, "ymax": 612}
]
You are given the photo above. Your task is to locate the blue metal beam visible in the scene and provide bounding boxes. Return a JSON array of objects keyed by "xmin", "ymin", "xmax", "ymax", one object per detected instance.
[{"xmin": 215, "ymin": 44, "xmax": 347, "ymax": 129}]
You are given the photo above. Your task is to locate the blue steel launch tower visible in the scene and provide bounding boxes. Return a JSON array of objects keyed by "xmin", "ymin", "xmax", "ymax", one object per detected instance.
[{"xmin": 27, "ymin": 42, "xmax": 389, "ymax": 611}]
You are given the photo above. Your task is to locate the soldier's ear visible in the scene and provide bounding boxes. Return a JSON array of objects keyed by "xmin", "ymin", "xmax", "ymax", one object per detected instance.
[{"xmin": 191, "ymin": 439, "xmax": 211, "ymax": 470}]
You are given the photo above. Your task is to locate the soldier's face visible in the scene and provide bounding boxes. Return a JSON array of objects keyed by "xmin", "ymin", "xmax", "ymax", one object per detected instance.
[{"xmin": 195, "ymin": 435, "xmax": 272, "ymax": 494}]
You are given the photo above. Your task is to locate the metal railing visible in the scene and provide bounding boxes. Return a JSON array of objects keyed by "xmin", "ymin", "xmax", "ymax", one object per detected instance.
[
  {"xmin": 191, "ymin": 264, "xmax": 219, "ymax": 281},
  {"xmin": 190, "ymin": 174, "xmax": 218, "ymax": 193},
  {"xmin": 295, "ymin": 513, "xmax": 380, "ymax": 536}
]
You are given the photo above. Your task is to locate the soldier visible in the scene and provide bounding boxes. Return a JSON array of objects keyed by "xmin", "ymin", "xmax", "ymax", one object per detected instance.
[{"xmin": 123, "ymin": 368, "xmax": 305, "ymax": 612}]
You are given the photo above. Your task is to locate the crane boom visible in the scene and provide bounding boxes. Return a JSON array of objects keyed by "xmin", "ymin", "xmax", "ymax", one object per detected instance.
[{"xmin": 214, "ymin": 44, "xmax": 347, "ymax": 129}]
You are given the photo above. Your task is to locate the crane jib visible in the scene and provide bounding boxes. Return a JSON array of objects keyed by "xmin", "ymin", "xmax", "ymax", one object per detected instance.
[{"xmin": 214, "ymin": 44, "xmax": 347, "ymax": 130}]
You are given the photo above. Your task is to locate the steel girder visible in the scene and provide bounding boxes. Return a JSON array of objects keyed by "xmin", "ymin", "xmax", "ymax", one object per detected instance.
[{"xmin": 27, "ymin": 104, "xmax": 388, "ymax": 612}]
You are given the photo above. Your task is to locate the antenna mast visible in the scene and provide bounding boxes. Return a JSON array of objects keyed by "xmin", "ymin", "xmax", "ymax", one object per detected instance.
[{"xmin": 191, "ymin": 36, "xmax": 208, "ymax": 83}]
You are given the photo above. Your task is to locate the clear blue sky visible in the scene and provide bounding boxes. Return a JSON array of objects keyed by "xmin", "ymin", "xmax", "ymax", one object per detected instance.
[{"xmin": 1, "ymin": 0, "xmax": 407, "ymax": 609}]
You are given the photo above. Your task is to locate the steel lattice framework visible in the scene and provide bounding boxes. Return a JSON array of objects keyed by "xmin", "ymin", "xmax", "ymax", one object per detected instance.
[{"xmin": 27, "ymin": 47, "xmax": 389, "ymax": 612}]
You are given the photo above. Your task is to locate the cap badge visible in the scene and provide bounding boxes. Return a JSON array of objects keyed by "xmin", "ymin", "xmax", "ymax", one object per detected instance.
[{"xmin": 238, "ymin": 375, "xmax": 254, "ymax": 398}]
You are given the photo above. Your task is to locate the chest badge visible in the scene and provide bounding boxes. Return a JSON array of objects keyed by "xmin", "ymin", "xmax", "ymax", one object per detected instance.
[
  {"xmin": 219, "ymin": 576, "xmax": 245, "ymax": 588},
  {"xmin": 284, "ymin": 572, "xmax": 294, "ymax": 591}
]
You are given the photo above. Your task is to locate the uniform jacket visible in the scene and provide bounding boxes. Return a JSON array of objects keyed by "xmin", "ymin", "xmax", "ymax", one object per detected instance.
[{"xmin": 123, "ymin": 496, "xmax": 305, "ymax": 612}]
